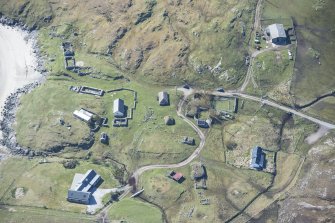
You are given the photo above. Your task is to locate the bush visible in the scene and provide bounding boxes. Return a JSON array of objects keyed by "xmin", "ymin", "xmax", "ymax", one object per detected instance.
[
  {"xmin": 226, "ymin": 141, "xmax": 237, "ymax": 150},
  {"xmin": 62, "ymin": 160, "xmax": 79, "ymax": 169}
]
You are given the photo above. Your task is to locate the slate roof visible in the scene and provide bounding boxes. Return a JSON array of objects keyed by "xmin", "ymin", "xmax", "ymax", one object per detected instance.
[
  {"xmin": 113, "ymin": 98, "xmax": 125, "ymax": 117},
  {"xmin": 250, "ymin": 146, "xmax": 265, "ymax": 170},
  {"xmin": 67, "ymin": 169, "xmax": 102, "ymax": 204},
  {"xmin": 158, "ymin": 91, "xmax": 169, "ymax": 106}
]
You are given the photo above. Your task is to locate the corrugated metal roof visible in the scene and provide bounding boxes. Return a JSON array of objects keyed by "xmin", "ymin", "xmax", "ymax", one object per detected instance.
[
  {"xmin": 267, "ymin": 24, "xmax": 286, "ymax": 39},
  {"xmin": 173, "ymin": 172, "xmax": 183, "ymax": 181},
  {"xmin": 73, "ymin": 110, "xmax": 92, "ymax": 122},
  {"xmin": 67, "ymin": 169, "xmax": 102, "ymax": 204},
  {"xmin": 67, "ymin": 190, "xmax": 90, "ymax": 204}
]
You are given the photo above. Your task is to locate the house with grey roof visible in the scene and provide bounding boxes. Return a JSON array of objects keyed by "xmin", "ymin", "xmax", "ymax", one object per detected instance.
[
  {"xmin": 197, "ymin": 118, "xmax": 212, "ymax": 128},
  {"xmin": 67, "ymin": 169, "xmax": 103, "ymax": 204},
  {"xmin": 250, "ymin": 146, "xmax": 265, "ymax": 170},
  {"xmin": 266, "ymin": 24, "xmax": 287, "ymax": 45},
  {"xmin": 158, "ymin": 91, "xmax": 169, "ymax": 106},
  {"xmin": 113, "ymin": 98, "xmax": 125, "ymax": 118}
]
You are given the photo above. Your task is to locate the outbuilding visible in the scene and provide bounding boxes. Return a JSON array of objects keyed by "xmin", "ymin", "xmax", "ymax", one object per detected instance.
[
  {"xmin": 182, "ymin": 136, "xmax": 195, "ymax": 145},
  {"xmin": 266, "ymin": 24, "xmax": 287, "ymax": 45},
  {"xmin": 73, "ymin": 108, "xmax": 94, "ymax": 123},
  {"xmin": 250, "ymin": 146, "xmax": 265, "ymax": 170},
  {"xmin": 158, "ymin": 91, "xmax": 169, "ymax": 106},
  {"xmin": 113, "ymin": 98, "xmax": 125, "ymax": 118},
  {"xmin": 164, "ymin": 116, "xmax": 175, "ymax": 125}
]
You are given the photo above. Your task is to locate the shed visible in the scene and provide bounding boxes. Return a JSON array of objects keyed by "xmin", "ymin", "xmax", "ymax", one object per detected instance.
[
  {"xmin": 182, "ymin": 136, "xmax": 195, "ymax": 145},
  {"xmin": 100, "ymin": 132, "xmax": 108, "ymax": 144},
  {"xmin": 164, "ymin": 116, "xmax": 175, "ymax": 125},
  {"xmin": 250, "ymin": 146, "xmax": 265, "ymax": 170},
  {"xmin": 73, "ymin": 108, "xmax": 94, "ymax": 123},
  {"xmin": 158, "ymin": 91, "xmax": 169, "ymax": 106},
  {"xmin": 113, "ymin": 98, "xmax": 125, "ymax": 118},
  {"xmin": 266, "ymin": 24, "xmax": 287, "ymax": 45},
  {"xmin": 197, "ymin": 119, "xmax": 211, "ymax": 128},
  {"xmin": 172, "ymin": 172, "xmax": 183, "ymax": 182}
]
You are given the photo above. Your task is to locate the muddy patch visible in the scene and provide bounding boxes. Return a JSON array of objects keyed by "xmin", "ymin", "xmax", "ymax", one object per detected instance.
[{"xmin": 305, "ymin": 125, "xmax": 329, "ymax": 145}]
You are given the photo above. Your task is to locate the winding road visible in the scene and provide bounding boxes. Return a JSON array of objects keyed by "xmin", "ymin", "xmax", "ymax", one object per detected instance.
[
  {"xmin": 132, "ymin": 88, "xmax": 206, "ymax": 182},
  {"xmin": 131, "ymin": 86, "xmax": 335, "ymax": 185}
]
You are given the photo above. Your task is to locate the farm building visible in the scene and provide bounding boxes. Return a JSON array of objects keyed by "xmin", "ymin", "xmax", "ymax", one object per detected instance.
[
  {"xmin": 113, "ymin": 98, "xmax": 125, "ymax": 118},
  {"xmin": 164, "ymin": 116, "xmax": 175, "ymax": 125},
  {"xmin": 266, "ymin": 24, "xmax": 287, "ymax": 45},
  {"xmin": 182, "ymin": 136, "xmax": 195, "ymax": 145},
  {"xmin": 168, "ymin": 170, "xmax": 184, "ymax": 183},
  {"xmin": 100, "ymin": 132, "xmax": 108, "ymax": 144},
  {"xmin": 250, "ymin": 146, "xmax": 265, "ymax": 170},
  {"xmin": 73, "ymin": 108, "xmax": 94, "ymax": 123},
  {"xmin": 197, "ymin": 119, "xmax": 211, "ymax": 128},
  {"xmin": 158, "ymin": 91, "xmax": 169, "ymax": 106},
  {"xmin": 67, "ymin": 169, "xmax": 103, "ymax": 204}
]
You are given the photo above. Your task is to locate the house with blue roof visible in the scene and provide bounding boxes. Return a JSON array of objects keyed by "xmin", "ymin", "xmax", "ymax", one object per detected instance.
[{"xmin": 250, "ymin": 146, "xmax": 265, "ymax": 170}]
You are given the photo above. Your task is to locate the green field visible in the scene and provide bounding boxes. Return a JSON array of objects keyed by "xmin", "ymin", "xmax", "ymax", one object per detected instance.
[
  {"xmin": 0, "ymin": 206, "xmax": 96, "ymax": 223},
  {"xmin": 305, "ymin": 97, "xmax": 335, "ymax": 124},
  {"xmin": 0, "ymin": 157, "xmax": 118, "ymax": 212},
  {"xmin": 246, "ymin": 49, "xmax": 295, "ymax": 105},
  {"xmin": 108, "ymin": 198, "xmax": 163, "ymax": 223},
  {"xmin": 15, "ymin": 73, "xmax": 198, "ymax": 172}
]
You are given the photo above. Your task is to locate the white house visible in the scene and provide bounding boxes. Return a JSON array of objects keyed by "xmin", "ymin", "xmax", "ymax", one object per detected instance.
[{"xmin": 113, "ymin": 98, "xmax": 125, "ymax": 117}]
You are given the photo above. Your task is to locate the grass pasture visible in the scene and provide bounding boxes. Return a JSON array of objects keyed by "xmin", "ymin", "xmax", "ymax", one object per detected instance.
[
  {"xmin": 0, "ymin": 157, "xmax": 118, "ymax": 212},
  {"xmin": 224, "ymin": 114, "xmax": 279, "ymax": 168},
  {"xmin": 246, "ymin": 49, "xmax": 295, "ymax": 105},
  {"xmin": 138, "ymin": 157, "xmax": 273, "ymax": 222},
  {"xmin": 262, "ymin": 0, "xmax": 335, "ymax": 110},
  {"xmin": 305, "ymin": 97, "xmax": 335, "ymax": 124},
  {"xmin": 108, "ymin": 198, "xmax": 163, "ymax": 223},
  {"xmin": 0, "ymin": 206, "xmax": 96, "ymax": 223},
  {"xmin": 16, "ymin": 65, "xmax": 197, "ymax": 170}
]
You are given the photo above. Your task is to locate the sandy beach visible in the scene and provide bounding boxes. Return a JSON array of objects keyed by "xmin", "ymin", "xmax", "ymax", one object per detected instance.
[{"xmin": 0, "ymin": 24, "xmax": 42, "ymax": 152}]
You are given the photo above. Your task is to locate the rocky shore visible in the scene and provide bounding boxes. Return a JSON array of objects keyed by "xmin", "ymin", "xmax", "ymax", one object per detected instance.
[
  {"xmin": 0, "ymin": 82, "xmax": 46, "ymax": 157},
  {"xmin": 0, "ymin": 16, "xmax": 98, "ymax": 157}
]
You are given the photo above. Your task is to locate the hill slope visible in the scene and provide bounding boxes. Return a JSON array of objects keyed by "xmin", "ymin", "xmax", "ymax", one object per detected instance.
[{"xmin": 0, "ymin": 0, "xmax": 256, "ymax": 87}]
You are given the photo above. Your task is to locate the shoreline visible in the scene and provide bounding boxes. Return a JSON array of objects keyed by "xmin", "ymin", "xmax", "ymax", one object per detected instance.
[{"xmin": 0, "ymin": 20, "xmax": 47, "ymax": 158}]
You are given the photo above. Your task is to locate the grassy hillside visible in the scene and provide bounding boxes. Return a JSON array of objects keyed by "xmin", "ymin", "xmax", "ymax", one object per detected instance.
[{"xmin": 0, "ymin": 0, "xmax": 256, "ymax": 88}]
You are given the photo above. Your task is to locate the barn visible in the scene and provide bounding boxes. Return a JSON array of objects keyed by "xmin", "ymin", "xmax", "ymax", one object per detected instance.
[{"xmin": 266, "ymin": 24, "xmax": 287, "ymax": 45}]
